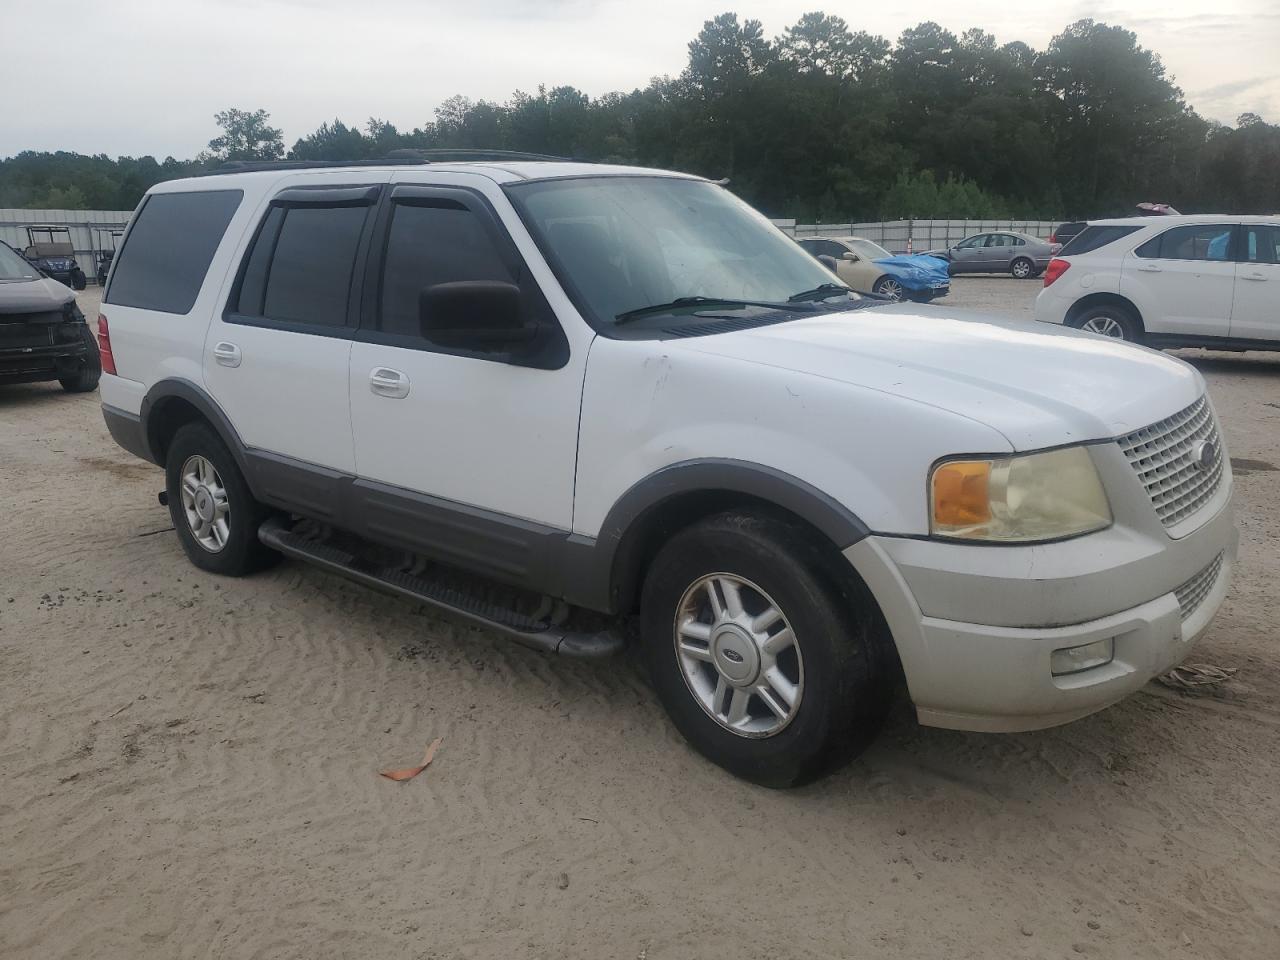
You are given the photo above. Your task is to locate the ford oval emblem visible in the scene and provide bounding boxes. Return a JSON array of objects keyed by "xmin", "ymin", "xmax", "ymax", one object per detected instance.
[
  {"xmin": 722, "ymin": 649, "xmax": 745, "ymax": 664},
  {"xmin": 1195, "ymin": 441, "xmax": 1217, "ymax": 470}
]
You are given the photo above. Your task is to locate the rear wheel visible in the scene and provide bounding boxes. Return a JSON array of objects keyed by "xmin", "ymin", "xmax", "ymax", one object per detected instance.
[
  {"xmin": 872, "ymin": 276, "xmax": 903, "ymax": 301},
  {"xmin": 1068, "ymin": 303, "xmax": 1141, "ymax": 342},
  {"xmin": 1011, "ymin": 257, "xmax": 1035, "ymax": 279},
  {"xmin": 641, "ymin": 511, "xmax": 893, "ymax": 787},
  {"xmin": 165, "ymin": 422, "xmax": 278, "ymax": 576}
]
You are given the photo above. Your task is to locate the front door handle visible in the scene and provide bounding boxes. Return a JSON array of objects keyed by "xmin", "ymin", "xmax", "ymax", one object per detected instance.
[
  {"xmin": 1136, "ymin": 263, "xmax": 1162, "ymax": 273},
  {"xmin": 213, "ymin": 341, "xmax": 242, "ymax": 367},
  {"xmin": 1241, "ymin": 271, "xmax": 1268, "ymax": 281},
  {"xmin": 369, "ymin": 367, "xmax": 410, "ymax": 399}
]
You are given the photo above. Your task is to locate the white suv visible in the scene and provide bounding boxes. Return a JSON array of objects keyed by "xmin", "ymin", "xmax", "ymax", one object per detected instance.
[
  {"xmin": 98, "ymin": 157, "xmax": 1237, "ymax": 786},
  {"xmin": 1034, "ymin": 215, "xmax": 1280, "ymax": 347}
]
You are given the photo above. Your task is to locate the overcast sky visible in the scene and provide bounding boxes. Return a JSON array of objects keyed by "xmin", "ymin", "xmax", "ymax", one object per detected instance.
[{"xmin": 4, "ymin": 0, "xmax": 1276, "ymax": 159}]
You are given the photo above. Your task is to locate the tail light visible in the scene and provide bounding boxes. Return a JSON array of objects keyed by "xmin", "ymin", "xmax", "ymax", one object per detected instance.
[
  {"xmin": 1043, "ymin": 258, "xmax": 1070, "ymax": 288},
  {"xmin": 96, "ymin": 313, "xmax": 117, "ymax": 375}
]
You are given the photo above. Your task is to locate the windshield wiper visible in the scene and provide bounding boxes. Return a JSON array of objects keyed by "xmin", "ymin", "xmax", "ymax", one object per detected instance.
[
  {"xmin": 615, "ymin": 296, "xmax": 812, "ymax": 325},
  {"xmin": 787, "ymin": 283, "xmax": 854, "ymax": 303}
]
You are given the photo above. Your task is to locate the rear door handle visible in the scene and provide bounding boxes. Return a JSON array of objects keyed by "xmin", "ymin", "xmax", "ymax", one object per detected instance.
[
  {"xmin": 369, "ymin": 367, "xmax": 410, "ymax": 399},
  {"xmin": 213, "ymin": 341, "xmax": 241, "ymax": 367},
  {"xmin": 1241, "ymin": 271, "xmax": 1268, "ymax": 281},
  {"xmin": 1136, "ymin": 263, "xmax": 1162, "ymax": 273}
]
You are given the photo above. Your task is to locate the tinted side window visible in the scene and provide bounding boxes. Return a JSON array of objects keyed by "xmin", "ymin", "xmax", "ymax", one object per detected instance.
[
  {"xmin": 958, "ymin": 236, "xmax": 984, "ymax": 249},
  {"xmin": 379, "ymin": 201, "xmax": 516, "ymax": 337},
  {"xmin": 1135, "ymin": 224, "xmax": 1234, "ymax": 262},
  {"xmin": 1244, "ymin": 225, "xmax": 1280, "ymax": 264},
  {"xmin": 1062, "ymin": 225, "xmax": 1142, "ymax": 256},
  {"xmin": 106, "ymin": 190, "xmax": 242, "ymax": 313},
  {"xmin": 1012, "ymin": 236, "xmax": 1027, "ymax": 246},
  {"xmin": 235, "ymin": 204, "xmax": 368, "ymax": 326}
]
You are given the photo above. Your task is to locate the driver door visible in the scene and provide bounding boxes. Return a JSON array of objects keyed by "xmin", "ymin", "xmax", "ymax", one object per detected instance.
[{"xmin": 950, "ymin": 235, "xmax": 985, "ymax": 273}]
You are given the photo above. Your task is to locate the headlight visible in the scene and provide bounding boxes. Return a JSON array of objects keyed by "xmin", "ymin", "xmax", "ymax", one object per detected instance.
[{"xmin": 930, "ymin": 445, "xmax": 1111, "ymax": 542}]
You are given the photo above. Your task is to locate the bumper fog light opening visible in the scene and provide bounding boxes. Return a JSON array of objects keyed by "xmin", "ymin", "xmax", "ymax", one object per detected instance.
[{"xmin": 1051, "ymin": 637, "xmax": 1115, "ymax": 677}]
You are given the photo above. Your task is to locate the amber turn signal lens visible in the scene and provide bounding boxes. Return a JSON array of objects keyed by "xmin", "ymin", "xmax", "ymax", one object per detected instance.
[{"xmin": 932, "ymin": 460, "xmax": 992, "ymax": 527}]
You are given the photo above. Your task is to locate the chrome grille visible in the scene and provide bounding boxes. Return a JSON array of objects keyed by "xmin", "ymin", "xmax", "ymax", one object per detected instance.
[
  {"xmin": 1175, "ymin": 552, "xmax": 1224, "ymax": 622},
  {"xmin": 1117, "ymin": 396, "xmax": 1224, "ymax": 528}
]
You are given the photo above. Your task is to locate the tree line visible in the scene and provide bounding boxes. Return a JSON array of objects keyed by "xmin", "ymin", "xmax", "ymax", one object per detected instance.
[{"xmin": 2, "ymin": 14, "xmax": 1276, "ymax": 221}]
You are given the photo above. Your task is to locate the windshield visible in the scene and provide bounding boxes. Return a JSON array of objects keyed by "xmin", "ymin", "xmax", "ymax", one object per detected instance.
[
  {"xmin": 508, "ymin": 176, "xmax": 850, "ymax": 328},
  {"xmin": 0, "ymin": 243, "xmax": 38, "ymax": 281},
  {"xmin": 848, "ymin": 238, "xmax": 892, "ymax": 260}
]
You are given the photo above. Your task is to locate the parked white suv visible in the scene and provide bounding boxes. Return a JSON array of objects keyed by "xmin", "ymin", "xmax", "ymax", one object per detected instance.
[
  {"xmin": 98, "ymin": 157, "xmax": 1237, "ymax": 786},
  {"xmin": 1034, "ymin": 215, "xmax": 1280, "ymax": 347}
]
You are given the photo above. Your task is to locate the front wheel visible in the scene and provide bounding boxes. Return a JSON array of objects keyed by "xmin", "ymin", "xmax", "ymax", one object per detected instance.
[
  {"xmin": 641, "ymin": 512, "xmax": 894, "ymax": 787},
  {"xmin": 1010, "ymin": 257, "xmax": 1035, "ymax": 279},
  {"xmin": 872, "ymin": 276, "xmax": 903, "ymax": 301},
  {"xmin": 59, "ymin": 324, "xmax": 101, "ymax": 393},
  {"xmin": 165, "ymin": 422, "xmax": 278, "ymax": 576}
]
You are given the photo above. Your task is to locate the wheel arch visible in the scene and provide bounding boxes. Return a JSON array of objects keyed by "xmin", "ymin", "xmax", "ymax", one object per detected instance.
[
  {"xmin": 587, "ymin": 460, "xmax": 871, "ymax": 616},
  {"xmin": 141, "ymin": 378, "xmax": 253, "ymax": 480},
  {"xmin": 1065, "ymin": 292, "xmax": 1145, "ymax": 333}
]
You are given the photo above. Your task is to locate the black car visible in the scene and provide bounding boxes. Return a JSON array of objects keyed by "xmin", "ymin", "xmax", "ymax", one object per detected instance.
[
  {"xmin": 0, "ymin": 241, "xmax": 100, "ymax": 392},
  {"xmin": 21, "ymin": 225, "xmax": 87, "ymax": 290}
]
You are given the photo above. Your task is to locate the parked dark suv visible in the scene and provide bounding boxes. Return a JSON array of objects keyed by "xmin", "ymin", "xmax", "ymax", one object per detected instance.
[{"xmin": 0, "ymin": 241, "xmax": 100, "ymax": 392}]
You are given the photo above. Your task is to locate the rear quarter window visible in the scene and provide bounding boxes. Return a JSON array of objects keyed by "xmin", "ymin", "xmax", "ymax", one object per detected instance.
[
  {"xmin": 1061, "ymin": 225, "xmax": 1142, "ymax": 256},
  {"xmin": 105, "ymin": 190, "xmax": 243, "ymax": 314}
]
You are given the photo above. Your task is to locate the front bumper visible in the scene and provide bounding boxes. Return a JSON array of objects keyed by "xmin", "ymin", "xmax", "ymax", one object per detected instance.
[
  {"xmin": 845, "ymin": 495, "xmax": 1237, "ymax": 733},
  {"xmin": 0, "ymin": 339, "xmax": 91, "ymax": 383}
]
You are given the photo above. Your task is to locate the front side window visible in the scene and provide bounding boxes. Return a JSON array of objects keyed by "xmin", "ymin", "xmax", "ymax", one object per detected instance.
[
  {"xmin": 1135, "ymin": 224, "xmax": 1234, "ymax": 262},
  {"xmin": 235, "ymin": 203, "xmax": 368, "ymax": 327},
  {"xmin": 957, "ymin": 235, "xmax": 985, "ymax": 249},
  {"xmin": 507, "ymin": 176, "xmax": 847, "ymax": 330},
  {"xmin": 379, "ymin": 201, "xmax": 515, "ymax": 337},
  {"xmin": 848, "ymin": 238, "xmax": 892, "ymax": 260},
  {"xmin": 107, "ymin": 190, "xmax": 242, "ymax": 313},
  {"xmin": 1244, "ymin": 225, "xmax": 1280, "ymax": 264}
]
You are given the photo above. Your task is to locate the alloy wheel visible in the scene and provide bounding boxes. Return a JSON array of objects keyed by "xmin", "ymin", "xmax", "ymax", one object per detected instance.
[
  {"xmin": 1012, "ymin": 260, "xmax": 1032, "ymax": 278},
  {"xmin": 673, "ymin": 573, "xmax": 804, "ymax": 738},
  {"xmin": 1081, "ymin": 315, "xmax": 1125, "ymax": 338},
  {"xmin": 180, "ymin": 454, "xmax": 231, "ymax": 552},
  {"xmin": 877, "ymin": 278, "xmax": 903, "ymax": 301}
]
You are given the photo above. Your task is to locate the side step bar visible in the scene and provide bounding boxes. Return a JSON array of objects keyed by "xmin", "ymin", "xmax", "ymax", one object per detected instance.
[{"xmin": 258, "ymin": 517, "xmax": 624, "ymax": 659}]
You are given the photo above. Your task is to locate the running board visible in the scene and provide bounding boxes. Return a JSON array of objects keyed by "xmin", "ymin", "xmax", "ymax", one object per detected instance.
[{"xmin": 258, "ymin": 517, "xmax": 624, "ymax": 658}]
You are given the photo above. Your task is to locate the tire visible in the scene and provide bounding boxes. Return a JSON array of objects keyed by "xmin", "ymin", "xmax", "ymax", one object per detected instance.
[
  {"xmin": 1010, "ymin": 257, "xmax": 1035, "ymax": 279},
  {"xmin": 58, "ymin": 325, "xmax": 101, "ymax": 393},
  {"xmin": 872, "ymin": 276, "xmax": 903, "ymax": 301},
  {"xmin": 1067, "ymin": 303, "xmax": 1142, "ymax": 342},
  {"xmin": 641, "ymin": 511, "xmax": 894, "ymax": 788},
  {"xmin": 164, "ymin": 421, "xmax": 278, "ymax": 576},
  {"xmin": 71, "ymin": 270, "xmax": 87, "ymax": 291}
]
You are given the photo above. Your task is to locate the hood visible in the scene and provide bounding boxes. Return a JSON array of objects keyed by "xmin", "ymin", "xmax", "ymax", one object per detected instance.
[
  {"xmin": 674, "ymin": 304, "xmax": 1204, "ymax": 450},
  {"xmin": 0, "ymin": 276, "xmax": 76, "ymax": 313},
  {"xmin": 873, "ymin": 254, "xmax": 950, "ymax": 287}
]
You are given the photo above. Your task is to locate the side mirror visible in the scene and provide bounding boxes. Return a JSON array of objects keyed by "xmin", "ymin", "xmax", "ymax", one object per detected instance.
[
  {"xmin": 841, "ymin": 251, "xmax": 860, "ymax": 262},
  {"xmin": 418, "ymin": 281, "xmax": 535, "ymax": 350}
]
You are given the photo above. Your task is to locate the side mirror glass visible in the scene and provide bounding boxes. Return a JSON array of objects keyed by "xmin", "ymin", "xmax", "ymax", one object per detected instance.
[{"xmin": 418, "ymin": 281, "xmax": 535, "ymax": 351}]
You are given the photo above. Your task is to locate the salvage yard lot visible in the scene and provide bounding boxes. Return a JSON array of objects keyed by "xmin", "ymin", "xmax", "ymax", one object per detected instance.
[{"xmin": 2, "ymin": 277, "xmax": 1278, "ymax": 959}]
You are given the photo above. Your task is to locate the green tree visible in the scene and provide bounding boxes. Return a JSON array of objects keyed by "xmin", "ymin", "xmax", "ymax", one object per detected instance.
[{"xmin": 205, "ymin": 108, "xmax": 285, "ymax": 162}]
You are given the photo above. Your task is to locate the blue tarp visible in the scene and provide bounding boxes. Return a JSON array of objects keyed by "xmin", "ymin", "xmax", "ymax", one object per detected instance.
[{"xmin": 872, "ymin": 254, "xmax": 950, "ymax": 291}]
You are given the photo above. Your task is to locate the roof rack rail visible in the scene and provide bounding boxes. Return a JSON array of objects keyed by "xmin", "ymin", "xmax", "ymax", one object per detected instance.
[{"xmin": 203, "ymin": 149, "xmax": 579, "ymax": 176}]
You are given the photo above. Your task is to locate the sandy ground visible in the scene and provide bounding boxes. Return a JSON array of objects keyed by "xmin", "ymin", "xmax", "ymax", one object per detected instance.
[{"xmin": 2, "ymin": 279, "xmax": 1279, "ymax": 960}]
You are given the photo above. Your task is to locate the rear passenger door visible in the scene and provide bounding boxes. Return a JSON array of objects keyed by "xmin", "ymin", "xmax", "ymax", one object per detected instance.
[
  {"xmin": 205, "ymin": 175, "xmax": 386, "ymax": 475},
  {"xmin": 1122, "ymin": 222, "xmax": 1238, "ymax": 337},
  {"xmin": 1231, "ymin": 223, "xmax": 1280, "ymax": 342},
  {"xmin": 347, "ymin": 177, "xmax": 584, "ymax": 539}
]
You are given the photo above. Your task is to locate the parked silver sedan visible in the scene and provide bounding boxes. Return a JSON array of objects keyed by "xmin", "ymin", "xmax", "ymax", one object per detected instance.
[{"xmin": 925, "ymin": 231, "xmax": 1060, "ymax": 279}]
